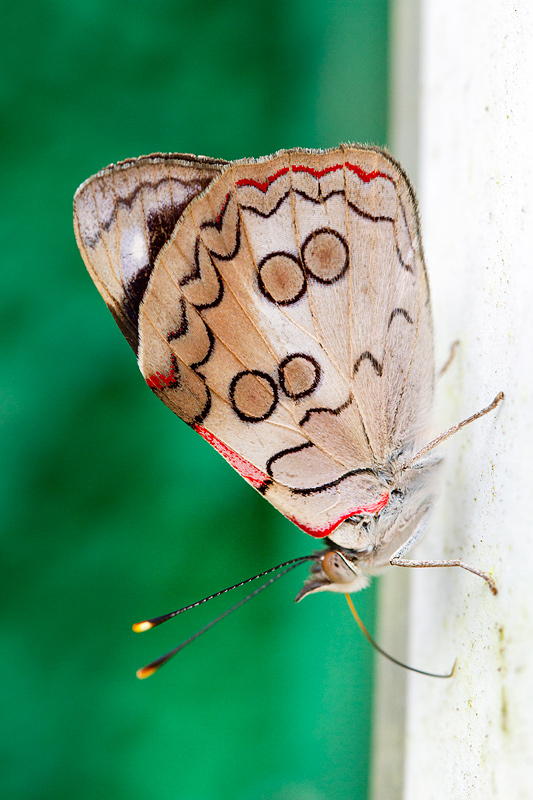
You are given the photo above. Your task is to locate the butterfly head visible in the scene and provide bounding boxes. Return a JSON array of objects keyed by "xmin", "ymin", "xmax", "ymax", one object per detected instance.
[{"xmin": 294, "ymin": 546, "xmax": 370, "ymax": 601}]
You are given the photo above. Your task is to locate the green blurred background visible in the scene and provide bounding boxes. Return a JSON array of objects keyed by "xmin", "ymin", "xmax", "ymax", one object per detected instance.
[{"xmin": 1, "ymin": 1, "xmax": 388, "ymax": 798}]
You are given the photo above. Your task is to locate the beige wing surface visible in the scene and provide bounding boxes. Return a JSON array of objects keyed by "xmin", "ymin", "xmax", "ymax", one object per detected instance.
[{"xmin": 75, "ymin": 146, "xmax": 433, "ymax": 538}]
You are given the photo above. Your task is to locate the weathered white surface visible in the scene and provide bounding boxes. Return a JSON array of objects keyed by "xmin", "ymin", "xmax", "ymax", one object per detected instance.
[
  {"xmin": 370, "ymin": 1, "xmax": 420, "ymax": 797},
  {"xmin": 402, "ymin": 0, "xmax": 533, "ymax": 797}
]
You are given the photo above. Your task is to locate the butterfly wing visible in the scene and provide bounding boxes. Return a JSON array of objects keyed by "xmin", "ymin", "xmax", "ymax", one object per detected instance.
[
  {"xmin": 74, "ymin": 146, "xmax": 433, "ymax": 540},
  {"xmin": 73, "ymin": 152, "xmax": 228, "ymax": 351}
]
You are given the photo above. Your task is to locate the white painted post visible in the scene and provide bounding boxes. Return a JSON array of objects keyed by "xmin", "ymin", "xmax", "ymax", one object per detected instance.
[
  {"xmin": 373, "ymin": 1, "xmax": 533, "ymax": 797},
  {"xmin": 370, "ymin": 2, "xmax": 420, "ymax": 797}
]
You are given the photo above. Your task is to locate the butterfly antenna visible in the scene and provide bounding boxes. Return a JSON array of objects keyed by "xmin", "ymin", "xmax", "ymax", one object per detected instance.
[
  {"xmin": 134, "ymin": 556, "xmax": 313, "ymax": 679},
  {"xmin": 345, "ymin": 594, "xmax": 456, "ymax": 679}
]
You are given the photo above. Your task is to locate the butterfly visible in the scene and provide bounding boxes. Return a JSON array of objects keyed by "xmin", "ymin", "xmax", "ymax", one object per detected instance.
[{"xmin": 74, "ymin": 145, "xmax": 501, "ymax": 652}]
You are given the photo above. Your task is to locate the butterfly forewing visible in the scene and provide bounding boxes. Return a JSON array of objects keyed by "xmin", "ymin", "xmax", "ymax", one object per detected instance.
[
  {"xmin": 75, "ymin": 146, "xmax": 433, "ymax": 540},
  {"xmin": 73, "ymin": 153, "xmax": 228, "ymax": 352}
]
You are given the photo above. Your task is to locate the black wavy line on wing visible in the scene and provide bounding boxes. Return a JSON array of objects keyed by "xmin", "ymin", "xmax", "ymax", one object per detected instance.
[
  {"xmin": 105, "ymin": 149, "xmax": 227, "ymax": 220},
  {"xmin": 237, "ymin": 185, "xmax": 398, "ymax": 230},
  {"xmin": 239, "ymin": 192, "xmax": 290, "ymax": 218},
  {"xmin": 345, "ymin": 199, "xmax": 394, "ymax": 224},
  {"xmin": 190, "ymin": 326, "xmax": 215, "ymax": 370},
  {"xmin": 290, "ymin": 468, "xmax": 376, "ymax": 496},
  {"xmin": 298, "ymin": 394, "xmax": 353, "ymax": 427},
  {"xmin": 115, "ymin": 177, "xmax": 207, "ymax": 216},
  {"xmin": 394, "ymin": 243, "xmax": 413, "ymax": 273},
  {"xmin": 240, "ymin": 188, "xmax": 346, "ymax": 218},
  {"xmin": 82, "ymin": 176, "xmax": 213, "ymax": 248},
  {"xmin": 178, "ymin": 238, "xmax": 224, "ymax": 310},
  {"xmin": 266, "ymin": 440, "xmax": 375, "ymax": 495},
  {"xmin": 265, "ymin": 442, "xmax": 313, "ymax": 478},
  {"xmin": 293, "ymin": 188, "xmax": 349, "ymax": 205},
  {"xmin": 353, "ymin": 351, "xmax": 383, "ymax": 377},
  {"xmin": 200, "ymin": 194, "xmax": 241, "ymax": 261},
  {"xmin": 388, "ymin": 307, "xmax": 413, "ymax": 327},
  {"xmin": 193, "ymin": 376, "xmax": 212, "ymax": 424},
  {"xmin": 167, "ymin": 296, "xmax": 188, "ymax": 340},
  {"xmin": 160, "ymin": 299, "xmax": 214, "ymax": 423},
  {"xmin": 261, "ymin": 186, "xmax": 395, "ymax": 224},
  {"xmin": 207, "ymin": 222, "xmax": 240, "ymax": 261},
  {"xmin": 201, "ymin": 191, "xmax": 231, "ymax": 233}
]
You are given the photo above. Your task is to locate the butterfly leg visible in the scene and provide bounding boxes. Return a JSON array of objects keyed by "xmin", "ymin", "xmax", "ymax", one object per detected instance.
[
  {"xmin": 438, "ymin": 339, "xmax": 460, "ymax": 378},
  {"xmin": 403, "ymin": 392, "xmax": 504, "ymax": 470},
  {"xmin": 389, "ymin": 514, "xmax": 497, "ymax": 594}
]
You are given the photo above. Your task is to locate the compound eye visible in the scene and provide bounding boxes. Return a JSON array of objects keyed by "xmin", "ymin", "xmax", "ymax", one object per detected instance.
[{"xmin": 322, "ymin": 551, "xmax": 357, "ymax": 584}]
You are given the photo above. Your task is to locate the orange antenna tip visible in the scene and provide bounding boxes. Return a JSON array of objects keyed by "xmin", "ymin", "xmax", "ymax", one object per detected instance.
[
  {"xmin": 132, "ymin": 620, "xmax": 153, "ymax": 633},
  {"xmin": 136, "ymin": 664, "xmax": 158, "ymax": 679}
]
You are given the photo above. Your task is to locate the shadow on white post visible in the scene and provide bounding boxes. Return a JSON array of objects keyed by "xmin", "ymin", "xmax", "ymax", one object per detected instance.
[{"xmin": 373, "ymin": 1, "xmax": 533, "ymax": 798}]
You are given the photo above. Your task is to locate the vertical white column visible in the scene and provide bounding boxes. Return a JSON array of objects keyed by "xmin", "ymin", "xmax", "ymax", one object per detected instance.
[
  {"xmin": 370, "ymin": 2, "xmax": 421, "ymax": 798},
  {"xmin": 402, "ymin": 1, "xmax": 533, "ymax": 798}
]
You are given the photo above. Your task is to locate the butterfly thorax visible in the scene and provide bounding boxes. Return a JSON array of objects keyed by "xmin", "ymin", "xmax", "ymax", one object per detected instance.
[{"xmin": 295, "ymin": 455, "xmax": 439, "ymax": 599}]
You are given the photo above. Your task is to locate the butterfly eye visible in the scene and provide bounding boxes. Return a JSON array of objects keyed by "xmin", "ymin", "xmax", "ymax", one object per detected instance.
[{"xmin": 322, "ymin": 551, "xmax": 358, "ymax": 584}]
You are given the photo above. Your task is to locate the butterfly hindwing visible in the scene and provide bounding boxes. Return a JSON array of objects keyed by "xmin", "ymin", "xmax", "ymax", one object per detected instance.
[{"xmin": 75, "ymin": 146, "xmax": 433, "ymax": 540}]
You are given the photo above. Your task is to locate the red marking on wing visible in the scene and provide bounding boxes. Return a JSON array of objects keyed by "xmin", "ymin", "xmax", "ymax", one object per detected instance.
[
  {"xmin": 289, "ymin": 491, "xmax": 390, "ymax": 539},
  {"xmin": 194, "ymin": 424, "xmax": 270, "ymax": 490},
  {"xmin": 235, "ymin": 167, "xmax": 290, "ymax": 192},
  {"xmin": 235, "ymin": 160, "xmax": 391, "ymax": 194},
  {"xmin": 291, "ymin": 163, "xmax": 343, "ymax": 179},
  {"xmin": 215, "ymin": 192, "xmax": 231, "ymax": 225},
  {"xmin": 345, "ymin": 162, "xmax": 389, "ymax": 182},
  {"xmin": 146, "ymin": 368, "xmax": 176, "ymax": 390}
]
